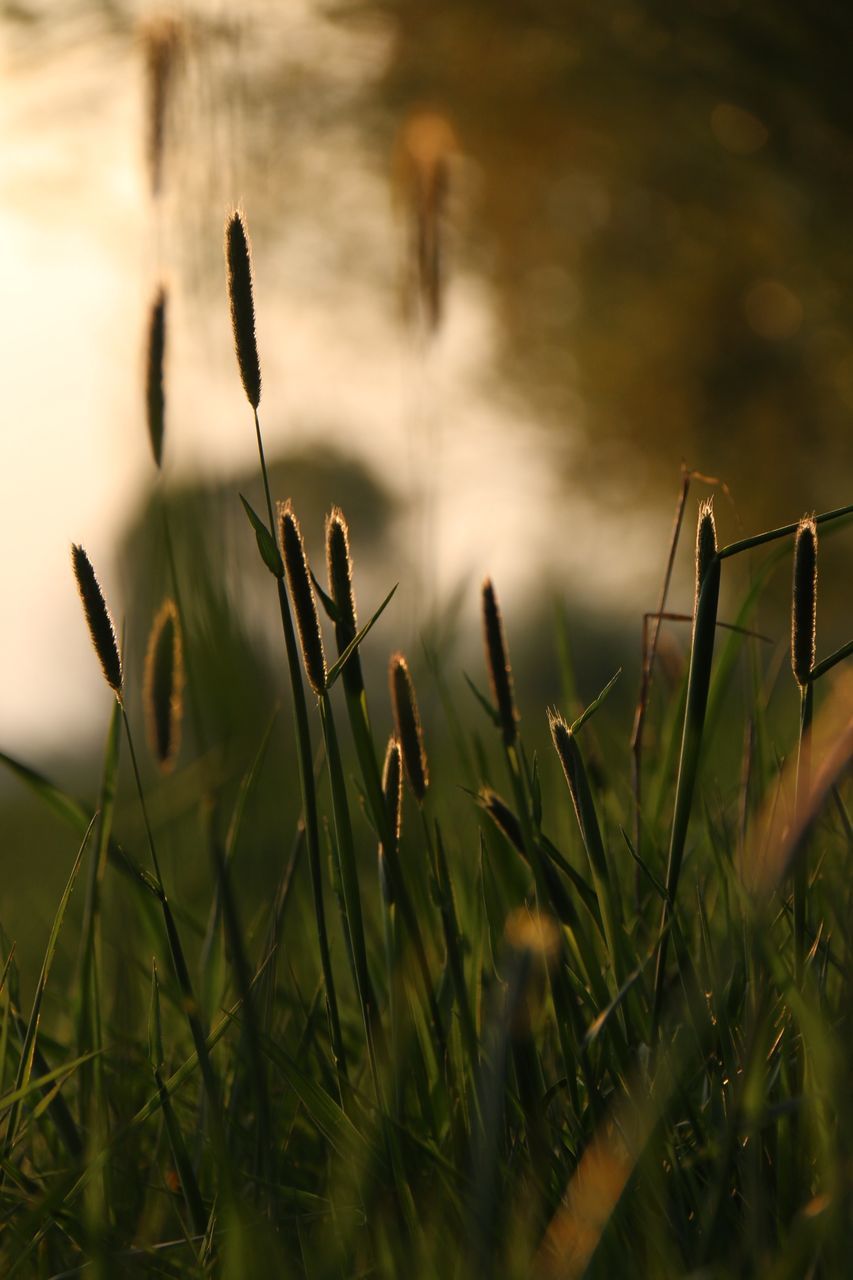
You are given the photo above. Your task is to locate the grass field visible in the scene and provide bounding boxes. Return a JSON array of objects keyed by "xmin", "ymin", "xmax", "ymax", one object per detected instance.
[{"xmin": 0, "ymin": 207, "xmax": 851, "ymax": 1279}]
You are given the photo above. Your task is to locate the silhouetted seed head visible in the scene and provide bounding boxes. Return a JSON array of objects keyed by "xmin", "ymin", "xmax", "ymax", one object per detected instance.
[
  {"xmin": 280, "ymin": 502, "xmax": 327, "ymax": 696},
  {"xmin": 382, "ymin": 737, "xmax": 403, "ymax": 848},
  {"xmin": 225, "ymin": 210, "xmax": 262, "ymax": 410},
  {"xmin": 480, "ymin": 787, "xmax": 523, "ymax": 855},
  {"xmin": 145, "ymin": 286, "xmax": 166, "ymax": 468},
  {"xmin": 326, "ymin": 506, "xmax": 362, "ymax": 693},
  {"xmin": 141, "ymin": 16, "xmax": 182, "ymax": 197},
  {"xmin": 694, "ymin": 499, "xmax": 718, "ymax": 616},
  {"xmin": 389, "ymin": 653, "xmax": 429, "ymax": 803},
  {"xmin": 380, "ymin": 738, "xmax": 402, "ymax": 902},
  {"xmin": 481, "ymin": 578, "xmax": 518, "ymax": 745},
  {"xmin": 71, "ymin": 545, "xmax": 123, "ymax": 696},
  {"xmin": 792, "ymin": 516, "xmax": 818, "ymax": 687},
  {"xmin": 143, "ymin": 599, "xmax": 184, "ymax": 772}
]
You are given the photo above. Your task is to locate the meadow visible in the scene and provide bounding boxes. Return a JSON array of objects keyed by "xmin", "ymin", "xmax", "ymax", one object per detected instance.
[{"xmin": 0, "ymin": 203, "xmax": 851, "ymax": 1279}]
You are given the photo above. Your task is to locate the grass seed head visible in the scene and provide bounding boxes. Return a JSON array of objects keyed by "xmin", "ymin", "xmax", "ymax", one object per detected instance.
[
  {"xmin": 280, "ymin": 502, "xmax": 327, "ymax": 696},
  {"xmin": 694, "ymin": 498, "xmax": 718, "ymax": 616},
  {"xmin": 141, "ymin": 15, "xmax": 182, "ymax": 196},
  {"xmin": 71, "ymin": 544, "xmax": 123, "ymax": 696},
  {"xmin": 481, "ymin": 577, "xmax": 518, "ymax": 745},
  {"xmin": 548, "ymin": 708, "xmax": 579, "ymax": 800},
  {"xmin": 143, "ymin": 599, "xmax": 184, "ymax": 772},
  {"xmin": 389, "ymin": 653, "xmax": 429, "ymax": 803},
  {"xmin": 145, "ymin": 285, "xmax": 166, "ymax": 468},
  {"xmin": 225, "ymin": 209, "xmax": 262, "ymax": 410},
  {"xmin": 792, "ymin": 515, "xmax": 818, "ymax": 686},
  {"xmin": 326, "ymin": 506, "xmax": 362, "ymax": 691},
  {"xmin": 382, "ymin": 735, "xmax": 403, "ymax": 865}
]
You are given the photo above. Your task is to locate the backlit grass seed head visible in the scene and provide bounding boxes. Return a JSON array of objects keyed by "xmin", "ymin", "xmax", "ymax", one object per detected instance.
[
  {"xmin": 326, "ymin": 506, "xmax": 362, "ymax": 690},
  {"xmin": 792, "ymin": 516, "xmax": 818, "ymax": 686},
  {"xmin": 71, "ymin": 545, "xmax": 123, "ymax": 696},
  {"xmin": 379, "ymin": 736, "xmax": 401, "ymax": 906},
  {"xmin": 145, "ymin": 286, "xmax": 166, "ymax": 468},
  {"xmin": 694, "ymin": 498, "xmax": 718, "ymax": 616},
  {"xmin": 482, "ymin": 577, "xmax": 518, "ymax": 745},
  {"xmin": 143, "ymin": 599, "xmax": 184, "ymax": 772},
  {"xmin": 381, "ymin": 737, "xmax": 403, "ymax": 877},
  {"xmin": 280, "ymin": 502, "xmax": 327, "ymax": 696},
  {"xmin": 389, "ymin": 653, "xmax": 429, "ymax": 803},
  {"xmin": 225, "ymin": 209, "xmax": 262, "ymax": 410},
  {"xmin": 548, "ymin": 709, "xmax": 580, "ymax": 806}
]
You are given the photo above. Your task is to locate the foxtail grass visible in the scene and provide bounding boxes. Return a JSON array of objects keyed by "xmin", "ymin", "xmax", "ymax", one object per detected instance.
[
  {"xmin": 145, "ymin": 286, "xmax": 166, "ymax": 468},
  {"xmin": 482, "ymin": 578, "xmax": 518, "ymax": 746},
  {"xmin": 71, "ymin": 546, "xmax": 123, "ymax": 697},
  {"xmin": 389, "ymin": 653, "xmax": 429, "ymax": 803},
  {"xmin": 651, "ymin": 500, "xmax": 720, "ymax": 1042},
  {"xmin": 143, "ymin": 598, "xmax": 184, "ymax": 772}
]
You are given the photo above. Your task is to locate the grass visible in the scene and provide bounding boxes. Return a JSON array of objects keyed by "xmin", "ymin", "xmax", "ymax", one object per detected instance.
[{"xmin": 0, "ymin": 207, "xmax": 851, "ymax": 1278}]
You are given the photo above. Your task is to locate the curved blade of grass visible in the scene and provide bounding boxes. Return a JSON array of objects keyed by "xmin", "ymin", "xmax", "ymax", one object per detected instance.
[
  {"xmin": 570, "ymin": 667, "xmax": 622, "ymax": 735},
  {"xmin": 0, "ymin": 1051, "xmax": 98, "ymax": 1115},
  {"xmin": 240, "ymin": 493, "xmax": 284, "ymax": 577},
  {"xmin": 326, "ymin": 583, "xmax": 398, "ymax": 689}
]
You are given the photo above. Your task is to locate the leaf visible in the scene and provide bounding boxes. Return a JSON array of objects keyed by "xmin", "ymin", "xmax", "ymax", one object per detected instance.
[
  {"xmin": 311, "ymin": 568, "xmax": 340, "ymax": 623},
  {"xmin": 0, "ymin": 750, "xmax": 90, "ymax": 832},
  {"xmin": 570, "ymin": 667, "xmax": 622, "ymax": 735},
  {"xmin": 463, "ymin": 673, "xmax": 501, "ymax": 727},
  {"xmin": 240, "ymin": 494, "xmax": 284, "ymax": 578},
  {"xmin": 326, "ymin": 583, "xmax": 398, "ymax": 689}
]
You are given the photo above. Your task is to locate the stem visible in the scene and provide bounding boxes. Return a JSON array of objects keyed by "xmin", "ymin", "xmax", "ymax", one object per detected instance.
[
  {"xmin": 793, "ymin": 682, "xmax": 813, "ymax": 985},
  {"xmin": 249, "ymin": 405, "xmax": 348, "ymax": 1093},
  {"xmin": 120, "ymin": 706, "xmax": 223, "ymax": 1128}
]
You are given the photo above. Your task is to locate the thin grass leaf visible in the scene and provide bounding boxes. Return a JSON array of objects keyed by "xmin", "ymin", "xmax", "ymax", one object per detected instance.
[
  {"xmin": 240, "ymin": 494, "xmax": 284, "ymax": 578},
  {"xmin": 327, "ymin": 584, "xmax": 398, "ymax": 689}
]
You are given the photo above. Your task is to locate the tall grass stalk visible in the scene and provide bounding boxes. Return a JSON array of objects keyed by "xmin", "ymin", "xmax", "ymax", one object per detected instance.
[{"xmin": 225, "ymin": 209, "xmax": 347, "ymax": 1093}]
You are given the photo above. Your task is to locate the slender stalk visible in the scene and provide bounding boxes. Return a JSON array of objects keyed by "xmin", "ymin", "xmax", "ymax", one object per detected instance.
[
  {"xmin": 651, "ymin": 553, "xmax": 721, "ymax": 1044},
  {"xmin": 120, "ymin": 707, "xmax": 223, "ymax": 1125}
]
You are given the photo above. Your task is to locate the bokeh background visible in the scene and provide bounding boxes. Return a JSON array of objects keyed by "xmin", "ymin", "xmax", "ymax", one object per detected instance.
[{"xmin": 2, "ymin": 0, "xmax": 851, "ymax": 968}]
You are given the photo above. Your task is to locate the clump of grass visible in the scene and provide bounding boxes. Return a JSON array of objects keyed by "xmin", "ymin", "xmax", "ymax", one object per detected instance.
[
  {"xmin": 389, "ymin": 653, "xmax": 429, "ymax": 802},
  {"xmin": 7, "ymin": 204, "xmax": 853, "ymax": 1280},
  {"xmin": 71, "ymin": 545, "xmax": 123, "ymax": 697},
  {"xmin": 143, "ymin": 598, "xmax": 184, "ymax": 771}
]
